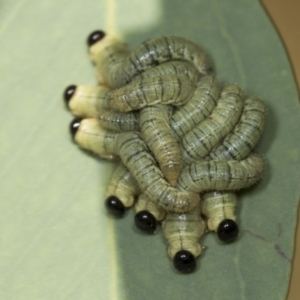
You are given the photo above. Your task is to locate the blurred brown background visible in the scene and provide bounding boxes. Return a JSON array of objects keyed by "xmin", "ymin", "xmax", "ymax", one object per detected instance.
[{"xmin": 261, "ymin": 1, "xmax": 300, "ymax": 299}]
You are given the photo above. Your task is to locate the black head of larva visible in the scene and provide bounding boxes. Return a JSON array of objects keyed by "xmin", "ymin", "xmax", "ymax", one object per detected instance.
[
  {"xmin": 63, "ymin": 85, "xmax": 77, "ymax": 106},
  {"xmin": 134, "ymin": 210, "xmax": 157, "ymax": 234},
  {"xmin": 105, "ymin": 195, "xmax": 126, "ymax": 218},
  {"xmin": 173, "ymin": 250, "xmax": 196, "ymax": 274},
  {"xmin": 217, "ymin": 219, "xmax": 239, "ymax": 242},
  {"xmin": 87, "ymin": 30, "xmax": 106, "ymax": 47},
  {"xmin": 69, "ymin": 117, "xmax": 82, "ymax": 138}
]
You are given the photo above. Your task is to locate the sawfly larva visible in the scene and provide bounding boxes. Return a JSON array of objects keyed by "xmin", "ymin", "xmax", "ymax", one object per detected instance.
[
  {"xmin": 134, "ymin": 193, "xmax": 166, "ymax": 234},
  {"xmin": 181, "ymin": 84, "xmax": 245, "ymax": 164},
  {"xmin": 136, "ymin": 61, "xmax": 200, "ymax": 84},
  {"xmin": 178, "ymin": 152, "xmax": 265, "ymax": 193},
  {"xmin": 162, "ymin": 203, "xmax": 206, "ymax": 273},
  {"xmin": 208, "ymin": 96, "xmax": 267, "ymax": 160},
  {"xmin": 88, "ymin": 30, "xmax": 212, "ymax": 88},
  {"xmin": 105, "ymin": 163, "xmax": 141, "ymax": 217},
  {"xmin": 170, "ymin": 75, "xmax": 220, "ymax": 139},
  {"xmin": 70, "ymin": 118, "xmax": 119, "ymax": 161},
  {"xmin": 64, "ymin": 85, "xmax": 110, "ymax": 118},
  {"xmin": 107, "ymin": 74, "xmax": 194, "ymax": 112},
  {"xmin": 201, "ymin": 192, "xmax": 239, "ymax": 242},
  {"xmin": 99, "ymin": 109, "xmax": 139, "ymax": 132},
  {"xmin": 139, "ymin": 104, "xmax": 181, "ymax": 186},
  {"xmin": 117, "ymin": 132, "xmax": 199, "ymax": 213}
]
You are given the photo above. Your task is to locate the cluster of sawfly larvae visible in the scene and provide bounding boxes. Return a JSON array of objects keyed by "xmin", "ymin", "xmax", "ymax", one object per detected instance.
[{"xmin": 63, "ymin": 30, "xmax": 267, "ymax": 274}]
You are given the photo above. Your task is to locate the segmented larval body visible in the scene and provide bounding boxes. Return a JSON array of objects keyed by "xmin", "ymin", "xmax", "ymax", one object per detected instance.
[
  {"xmin": 140, "ymin": 104, "xmax": 181, "ymax": 186},
  {"xmin": 208, "ymin": 96, "xmax": 267, "ymax": 160},
  {"xmin": 162, "ymin": 203, "xmax": 206, "ymax": 259},
  {"xmin": 177, "ymin": 152, "xmax": 265, "ymax": 193},
  {"xmin": 99, "ymin": 109, "xmax": 139, "ymax": 132},
  {"xmin": 106, "ymin": 163, "xmax": 141, "ymax": 207},
  {"xmin": 137, "ymin": 61, "xmax": 200, "ymax": 84},
  {"xmin": 170, "ymin": 75, "xmax": 220, "ymax": 139},
  {"xmin": 117, "ymin": 132, "xmax": 199, "ymax": 212},
  {"xmin": 107, "ymin": 75, "xmax": 195, "ymax": 112},
  {"xmin": 135, "ymin": 193, "xmax": 166, "ymax": 222},
  {"xmin": 89, "ymin": 33, "xmax": 212, "ymax": 88},
  {"xmin": 181, "ymin": 84, "xmax": 245, "ymax": 164},
  {"xmin": 73, "ymin": 118, "xmax": 119, "ymax": 161}
]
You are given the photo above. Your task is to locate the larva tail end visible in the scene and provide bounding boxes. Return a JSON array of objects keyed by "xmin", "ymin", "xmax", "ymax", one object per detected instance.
[
  {"xmin": 134, "ymin": 210, "xmax": 157, "ymax": 234},
  {"xmin": 162, "ymin": 165, "xmax": 181, "ymax": 187},
  {"xmin": 173, "ymin": 250, "xmax": 196, "ymax": 274},
  {"xmin": 105, "ymin": 195, "xmax": 126, "ymax": 218},
  {"xmin": 217, "ymin": 219, "xmax": 239, "ymax": 242}
]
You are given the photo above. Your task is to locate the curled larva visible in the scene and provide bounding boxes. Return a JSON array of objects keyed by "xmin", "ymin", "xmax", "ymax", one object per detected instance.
[
  {"xmin": 99, "ymin": 109, "xmax": 139, "ymax": 132},
  {"xmin": 105, "ymin": 163, "xmax": 141, "ymax": 217},
  {"xmin": 136, "ymin": 61, "xmax": 200, "ymax": 84},
  {"xmin": 134, "ymin": 193, "xmax": 166, "ymax": 234},
  {"xmin": 162, "ymin": 203, "xmax": 206, "ymax": 273},
  {"xmin": 177, "ymin": 152, "xmax": 265, "ymax": 193},
  {"xmin": 88, "ymin": 31, "xmax": 131, "ymax": 87},
  {"xmin": 201, "ymin": 192, "xmax": 239, "ymax": 242},
  {"xmin": 181, "ymin": 84, "xmax": 245, "ymax": 164},
  {"xmin": 70, "ymin": 118, "xmax": 119, "ymax": 161},
  {"xmin": 117, "ymin": 132, "xmax": 199, "ymax": 213},
  {"xmin": 107, "ymin": 74, "xmax": 194, "ymax": 112},
  {"xmin": 140, "ymin": 104, "xmax": 181, "ymax": 186},
  {"xmin": 88, "ymin": 31, "xmax": 212, "ymax": 88},
  {"xmin": 208, "ymin": 96, "xmax": 267, "ymax": 161},
  {"xmin": 64, "ymin": 85, "xmax": 110, "ymax": 118},
  {"xmin": 170, "ymin": 75, "xmax": 221, "ymax": 139}
]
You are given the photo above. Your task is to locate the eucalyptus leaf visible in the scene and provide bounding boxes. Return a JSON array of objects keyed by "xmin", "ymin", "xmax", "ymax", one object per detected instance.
[{"xmin": 0, "ymin": 0, "xmax": 299, "ymax": 300}]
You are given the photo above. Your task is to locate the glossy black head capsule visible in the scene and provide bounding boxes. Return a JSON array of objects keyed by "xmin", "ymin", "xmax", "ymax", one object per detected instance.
[
  {"xmin": 105, "ymin": 195, "xmax": 126, "ymax": 218},
  {"xmin": 87, "ymin": 30, "xmax": 106, "ymax": 47},
  {"xmin": 173, "ymin": 250, "xmax": 196, "ymax": 274},
  {"xmin": 134, "ymin": 210, "xmax": 157, "ymax": 234},
  {"xmin": 69, "ymin": 117, "xmax": 82, "ymax": 138},
  {"xmin": 63, "ymin": 85, "xmax": 77, "ymax": 106},
  {"xmin": 217, "ymin": 219, "xmax": 239, "ymax": 242}
]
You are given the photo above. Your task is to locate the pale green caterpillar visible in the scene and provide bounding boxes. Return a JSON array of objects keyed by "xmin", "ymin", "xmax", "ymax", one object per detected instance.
[
  {"xmin": 88, "ymin": 31, "xmax": 212, "ymax": 88},
  {"xmin": 139, "ymin": 104, "xmax": 181, "ymax": 186},
  {"xmin": 177, "ymin": 152, "xmax": 265, "ymax": 193},
  {"xmin": 181, "ymin": 84, "xmax": 245, "ymax": 164},
  {"xmin": 170, "ymin": 75, "xmax": 221, "ymax": 139},
  {"xmin": 116, "ymin": 132, "xmax": 200, "ymax": 213}
]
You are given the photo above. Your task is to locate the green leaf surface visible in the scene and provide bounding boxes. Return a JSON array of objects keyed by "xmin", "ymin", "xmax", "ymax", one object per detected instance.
[{"xmin": 0, "ymin": 0, "xmax": 299, "ymax": 299}]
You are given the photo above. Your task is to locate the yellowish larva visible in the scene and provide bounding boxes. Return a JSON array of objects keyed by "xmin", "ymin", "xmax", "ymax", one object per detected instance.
[
  {"xmin": 177, "ymin": 152, "xmax": 265, "ymax": 193},
  {"xmin": 88, "ymin": 31, "xmax": 212, "ymax": 88},
  {"xmin": 116, "ymin": 132, "xmax": 199, "ymax": 213},
  {"xmin": 139, "ymin": 104, "xmax": 181, "ymax": 186},
  {"xmin": 65, "ymin": 85, "xmax": 110, "ymax": 118},
  {"xmin": 72, "ymin": 118, "xmax": 119, "ymax": 161},
  {"xmin": 88, "ymin": 33, "xmax": 131, "ymax": 88},
  {"xmin": 170, "ymin": 75, "xmax": 221, "ymax": 139},
  {"xmin": 201, "ymin": 192, "xmax": 239, "ymax": 242},
  {"xmin": 162, "ymin": 203, "xmax": 206, "ymax": 273},
  {"xmin": 106, "ymin": 163, "xmax": 140, "ymax": 208},
  {"xmin": 181, "ymin": 84, "xmax": 245, "ymax": 164},
  {"xmin": 208, "ymin": 96, "xmax": 267, "ymax": 160}
]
